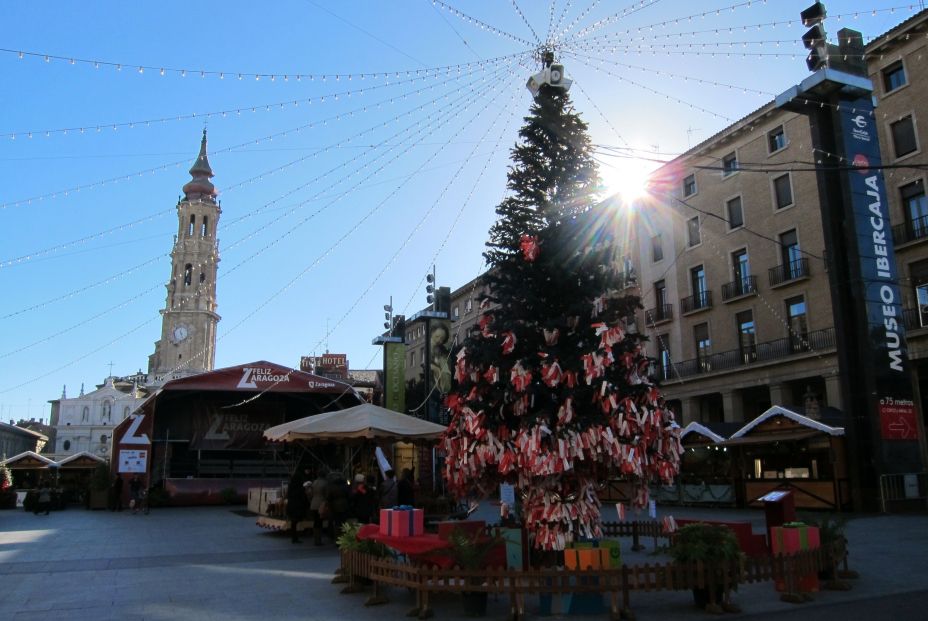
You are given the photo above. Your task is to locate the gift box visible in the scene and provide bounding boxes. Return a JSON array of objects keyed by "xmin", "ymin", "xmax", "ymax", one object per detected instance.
[
  {"xmin": 771, "ymin": 524, "xmax": 820, "ymax": 593},
  {"xmin": 380, "ymin": 507, "xmax": 424, "ymax": 537},
  {"xmin": 564, "ymin": 546, "xmax": 609, "ymax": 570}
]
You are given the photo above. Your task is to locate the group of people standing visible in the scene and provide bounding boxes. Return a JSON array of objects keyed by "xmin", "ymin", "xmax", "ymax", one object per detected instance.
[
  {"xmin": 285, "ymin": 466, "xmax": 416, "ymax": 544},
  {"xmin": 110, "ymin": 474, "xmax": 147, "ymax": 513}
]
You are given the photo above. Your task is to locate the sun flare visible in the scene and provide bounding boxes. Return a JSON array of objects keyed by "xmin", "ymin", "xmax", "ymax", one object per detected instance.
[{"xmin": 599, "ymin": 160, "xmax": 652, "ymax": 202}]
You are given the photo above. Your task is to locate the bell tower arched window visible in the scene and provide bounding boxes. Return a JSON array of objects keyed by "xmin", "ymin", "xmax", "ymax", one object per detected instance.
[
  {"xmin": 188, "ymin": 214, "xmax": 195, "ymax": 236},
  {"xmin": 184, "ymin": 264, "xmax": 192, "ymax": 286},
  {"xmin": 202, "ymin": 216, "xmax": 209, "ymax": 237}
]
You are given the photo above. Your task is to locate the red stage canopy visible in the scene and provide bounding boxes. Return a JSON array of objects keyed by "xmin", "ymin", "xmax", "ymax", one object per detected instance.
[{"xmin": 155, "ymin": 360, "xmax": 355, "ymax": 395}]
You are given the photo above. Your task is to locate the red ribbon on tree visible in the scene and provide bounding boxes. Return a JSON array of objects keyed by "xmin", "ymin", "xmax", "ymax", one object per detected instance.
[{"xmin": 520, "ymin": 234, "xmax": 540, "ymax": 261}]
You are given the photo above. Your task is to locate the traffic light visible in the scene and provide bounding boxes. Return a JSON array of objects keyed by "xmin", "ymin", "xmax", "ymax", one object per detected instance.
[
  {"xmin": 426, "ymin": 271, "xmax": 435, "ymax": 305},
  {"xmin": 383, "ymin": 302, "xmax": 392, "ymax": 330},
  {"xmin": 800, "ymin": 2, "xmax": 830, "ymax": 72}
]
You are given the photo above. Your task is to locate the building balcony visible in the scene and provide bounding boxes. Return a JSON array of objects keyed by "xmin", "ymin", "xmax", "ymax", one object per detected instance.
[
  {"xmin": 892, "ymin": 216, "xmax": 928, "ymax": 246},
  {"xmin": 658, "ymin": 326, "xmax": 835, "ymax": 381},
  {"xmin": 903, "ymin": 307, "xmax": 928, "ymax": 331},
  {"xmin": 768, "ymin": 258, "xmax": 810, "ymax": 288},
  {"xmin": 646, "ymin": 304, "xmax": 674, "ymax": 325},
  {"xmin": 681, "ymin": 291, "xmax": 712, "ymax": 315},
  {"xmin": 721, "ymin": 275, "xmax": 758, "ymax": 301}
]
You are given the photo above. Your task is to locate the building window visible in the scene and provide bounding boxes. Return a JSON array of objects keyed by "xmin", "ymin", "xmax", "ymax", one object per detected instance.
[
  {"xmin": 736, "ymin": 310, "xmax": 756, "ymax": 363},
  {"xmin": 465, "ymin": 299, "xmax": 473, "ymax": 313},
  {"xmin": 102, "ymin": 401, "xmax": 112, "ymax": 422},
  {"xmin": 694, "ymin": 323, "xmax": 711, "ymax": 372},
  {"xmin": 768, "ymin": 126, "xmax": 787, "ymax": 153},
  {"xmin": 657, "ymin": 334, "xmax": 671, "ymax": 380},
  {"xmin": 199, "ymin": 272, "xmax": 205, "ymax": 283},
  {"xmin": 453, "ymin": 306, "xmax": 460, "ymax": 319},
  {"xmin": 891, "ymin": 115, "xmax": 918, "ymax": 158},
  {"xmin": 732, "ymin": 249, "xmax": 750, "ymax": 294},
  {"xmin": 655, "ymin": 279, "xmax": 667, "ymax": 310},
  {"xmin": 687, "ymin": 216, "xmax": 701, "ymax": 247},
  {"xmin": 100, "ymin": 434, "xmax": 108, "ymax": 444},
  {"xmin": 780, "ymin": 229, "xmax": 802, "ymax": 278},
  {"xmin": 726, "ymin": 196, "xmax": 744, "ymax": 229},
  {"xmin": 773, "ymin": 173, "xmax": 793, "ymax": 209},
  {"xmin": 722, "ymin": 152, "xmax": 738, "ymax": 177},
  {"xmin": 691, "ymin": 265, "xmax": 708, "ymax": 306},
  {"xmin": 683, "ymin": 174, "xmax": 697, "ymax": 197},
  {"xmin": 912, "ymin": 260, "xmax": 928, "ymax": 327},
  {"xmin": 902, "ymin": 180, "xmax": 928, "ymax": 241},
  {"xmin": 63, "ymin": 440, "xmax": 71, "ymax": 451},
  {"xmin": 786, "ymin": 295, "xmax": 809, "ymax": 352},
  {"xmin": 124, "ymin": 406, "xmax": 130, "ymax": 417},
  {"xmin": 201, "ymin": 216, "xmax": 209, "ymax": 237},
  {"xmin": 184, "ymin": 263, "xmax": 193, "ymax": 286},
  {"xmin": 81, "ymin": 406, "xmax": 89, "ymax": 422},
  {"xmin": 651, "ymin": 234, "xmax": 664, "ymax": 262},
  {"xmin": 188, "ymin": 214, "xmax": 195, "ymax": 236},
  {"xmin": 883, "ymin": 60, "xmax": 907, "ymax": 93}
]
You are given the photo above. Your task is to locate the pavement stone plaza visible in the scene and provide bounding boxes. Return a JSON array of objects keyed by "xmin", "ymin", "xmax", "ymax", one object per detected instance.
[{"xmin": 1, "ymin": 503, "xmax": 927, "ymax": 621}]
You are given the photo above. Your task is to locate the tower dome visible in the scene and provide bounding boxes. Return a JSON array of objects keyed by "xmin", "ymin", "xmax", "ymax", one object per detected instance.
[{"xmin": 182, "ymin": 129, "xmax": 217, "ymax": 201}]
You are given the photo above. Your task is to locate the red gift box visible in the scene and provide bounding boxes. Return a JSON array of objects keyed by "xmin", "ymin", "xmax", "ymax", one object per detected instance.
[
  {"xmin": 771, "ymin": 524, "xmax": 820, "ymax": 593},
  {"xmin": 382, "ymin": 508, "xmax": 425, "ymax": 537}
]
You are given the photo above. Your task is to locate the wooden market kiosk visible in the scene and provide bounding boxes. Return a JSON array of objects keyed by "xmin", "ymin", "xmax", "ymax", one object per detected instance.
[{"xmin": 722, "ymin": 406, "xmax": 850, "ymax": 510}]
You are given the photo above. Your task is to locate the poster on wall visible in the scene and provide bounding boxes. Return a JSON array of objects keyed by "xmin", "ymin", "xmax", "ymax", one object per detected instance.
[{"xmin": 119, "ymin": 449, "xmax": 148, "ymax": 473}]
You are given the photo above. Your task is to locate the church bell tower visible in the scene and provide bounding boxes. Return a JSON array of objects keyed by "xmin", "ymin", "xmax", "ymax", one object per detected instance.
[{"xmin": 147, "ymin": 130, "xmax": 221, "ymax": 384}]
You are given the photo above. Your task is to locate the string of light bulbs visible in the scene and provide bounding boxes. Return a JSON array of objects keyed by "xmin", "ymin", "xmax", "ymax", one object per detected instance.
[
  {"xmin": 560, "ymin": 50, "xmax": 735, "ymax": 122},
  {"xmin": 511, "ymin": 0, "xmax": 542, "ymax": 44},
  {"xmin": 1, "ymin": 52, "xmax": 531, "ymax": 211},
  {"xmin": 4, "ymin": 52, "xmax": 523, "ymax": 141},
  {"xmin": 550, "ymin": 0, "xmax": 575, "ymax": 43},
  {"xmin": 1, "ymin": 46, "xmax": 527, "ymax": 86},
  {"xmin": 431, "ymin": 0, "xmax": 536, "ymax": 48},
  {"xmin": 553, "ymin": 0, "xmax": 604, "ymax": 45},
  {"xmin": 556, "ymin": 0, "xmax": 664, "ymax": 45},
  {"xmin": 563, "ymin": 47, "xmax": 773, "ymax": 98}
]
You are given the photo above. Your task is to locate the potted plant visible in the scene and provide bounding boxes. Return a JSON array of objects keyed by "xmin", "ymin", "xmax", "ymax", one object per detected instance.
[
  {"xmin": 447, "ymin": 527, "xmax": 503, "ymax": 618},
  {"xmin": 798, "ymin": 513, "xmax": 855, "ymax": 586},
  {"xmin": 669, "ymin": 523, "xmax": 743, "ymax": 613},
  {"xmin": 0, "ymin": 460, "xmax": 17, "ymax": 510}
]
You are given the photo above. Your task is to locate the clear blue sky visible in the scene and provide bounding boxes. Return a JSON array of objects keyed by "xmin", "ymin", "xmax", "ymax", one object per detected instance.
[{"xmin": 0, "ymin": 1, "xmax": 914, "ymax": 423}]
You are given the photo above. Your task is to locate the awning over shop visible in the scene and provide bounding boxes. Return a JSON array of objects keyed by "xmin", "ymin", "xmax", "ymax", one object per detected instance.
[
  {"xmin": 680, "ymin": 422, "xmax": 727, "ymax": 445},
  {"xmin": 727, "ymin": 405, "xmax": 844, "ymax": 440},
  {"xmin": 264, "ymin": 403, "xmax": 447, "ymax": 444},
  {"xmin": 721, "ymin": 429, "xmax": 823, "ymax": 446},
  {"xmin": 56, "ymin": 451, "xmax": 107, "ymax": 469},
  {"xmin": 0, "ymin": 451, "xmax": 56, "ymax": 469}
]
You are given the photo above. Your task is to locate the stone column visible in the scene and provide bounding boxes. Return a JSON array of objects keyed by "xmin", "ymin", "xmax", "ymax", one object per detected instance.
[
  {"xmin": 680, "ymin": 398, "xmax": 700, "ymax": 425},
  {"xmin": 721, "ymin": 390, "xmax": 743, "ymax": 423},
  {"xmin": 768, "ymin": 383, "xmax": 789, "ymax": 407}
]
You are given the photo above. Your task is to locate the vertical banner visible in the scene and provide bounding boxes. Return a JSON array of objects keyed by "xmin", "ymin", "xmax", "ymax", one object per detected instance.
[
  {"xmin": 429, "ymin": 318, "xmax": 453, "ymax": 395},
  {"xmin": 837, "ymin": 95, "xmax": 921, "ymax": 465},
  {"xmin": 384, "ymin": 341, "xmax": 406, "ymax": 413}
]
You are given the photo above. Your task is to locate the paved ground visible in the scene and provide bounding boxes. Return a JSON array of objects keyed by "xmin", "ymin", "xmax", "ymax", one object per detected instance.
[{"xmin": 1, "ymin": 503, "xmax": 926, "ymax": 620}]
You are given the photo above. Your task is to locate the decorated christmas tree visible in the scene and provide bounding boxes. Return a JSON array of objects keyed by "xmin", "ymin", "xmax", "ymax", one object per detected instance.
[{"xmin": 440, "ymin": 79, "xmax": 682, "ymax": 550}]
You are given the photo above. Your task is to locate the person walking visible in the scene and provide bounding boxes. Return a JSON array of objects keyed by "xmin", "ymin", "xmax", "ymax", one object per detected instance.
[
  {"xmin": 349, "ymin": 474, "xmax": 377, "ymax": 524},
  {"xmin": 285, "ymin": 470, "xmax": 309, "ymax": 543},
  {"xmin": 129, "ymin": 475, "xmax": 143, "ymax": 514},
  {"xmin": 326, "ymin": 471, "xmax": 349, "ymax": 540},
  {"xmin": 379, "ymin": 469, "xmax": 398, "ymax": 509},
  {"xmin": 111, "ymin": 475, "xmax": 124, "ymax": 512},
  {"xmin": 309, "ymin": 469, "xmax": 329, "ymax": 546},
  {"xmin": 34, "ymin": 481, "xmax": 51, "ymax": 515}
]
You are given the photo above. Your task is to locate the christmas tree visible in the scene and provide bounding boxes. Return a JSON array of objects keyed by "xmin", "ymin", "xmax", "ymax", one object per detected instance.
[{"xmin": 440, "ymin": 79, "xmax": 682, "ymax": 551}]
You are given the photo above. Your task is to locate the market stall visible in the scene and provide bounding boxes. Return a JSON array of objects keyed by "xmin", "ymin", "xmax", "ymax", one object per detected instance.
[
  {"xmin": 259, "ymin": 403, "xmax": 448, "ymax": 531},
  {"xmin": 652, "ymin": 422, "xmax": 738, "ymax": 506},
  {"xmin": 721, "ymin": 406, "xmax": 849, "ymax": 510}
]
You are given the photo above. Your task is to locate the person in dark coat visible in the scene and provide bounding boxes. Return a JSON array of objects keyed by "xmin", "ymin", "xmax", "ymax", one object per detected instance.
[
  {"xmin": 397, "ymin": 468, "xmax": 416, "ymax": 506},
  {"xmin": 349, "ymin": 473, "xmax": 377, "ymax": 524},
  {"xmin": 379, "ymin": 469, "xmax": 398, "ymax": 509},
  {"xmin": 286, "ymin": 470, "xmax": 309, "ymax": 543},
  {"xmin": 326, "ymin": 471, "xmax": 350, "ymax": 540},
  {"xmin": 111, "ymin": 475, "xmax": 124, "ymax": 512}
]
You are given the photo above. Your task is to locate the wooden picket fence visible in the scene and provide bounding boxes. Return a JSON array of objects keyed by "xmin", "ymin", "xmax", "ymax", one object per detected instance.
[{"xmin": 337, "ymin": 537, "xmax": 851, "ymax": 620}]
